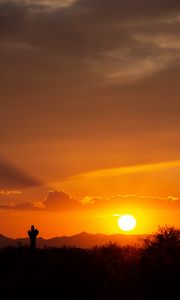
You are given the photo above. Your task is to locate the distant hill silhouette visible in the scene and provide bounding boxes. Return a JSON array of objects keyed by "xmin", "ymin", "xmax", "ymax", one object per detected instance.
[{"xmin": 0, "ymin": 232, "xmax": 146, "ymax": 248}]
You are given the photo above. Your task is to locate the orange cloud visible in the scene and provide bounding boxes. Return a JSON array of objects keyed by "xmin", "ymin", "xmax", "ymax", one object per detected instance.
[
  {"xmin": 70, "ymin": 160, "xmax": 180, "ymax": 181},
  {"xmin": 0, "ymin": 191, "xmax": 180, "ymax": 212},
  {"xmin": 0, "ymin": 190, "xmax": 21, "ymax": 195}
]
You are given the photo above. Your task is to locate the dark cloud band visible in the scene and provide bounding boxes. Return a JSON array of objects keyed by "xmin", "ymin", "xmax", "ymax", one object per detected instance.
[{"xmin": 0, "ymin": 159, "xmax": 42, "ymax": 189}]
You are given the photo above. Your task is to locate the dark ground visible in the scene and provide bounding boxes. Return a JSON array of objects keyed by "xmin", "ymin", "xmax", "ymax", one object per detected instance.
[{"xmin": 0, "ymin": 226, "xmax": 179, "ymax": 300}]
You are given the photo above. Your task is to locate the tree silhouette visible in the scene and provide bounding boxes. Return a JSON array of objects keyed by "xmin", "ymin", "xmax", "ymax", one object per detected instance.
[
  {"xmin": 143, "ymin": 225, "xmax": 180, "ymax": 252},
  {"xmin": 141, "ymin": 225, "xmax": 180, "ymax": 279},
  {"xmin": 28, "ymin": 225, "xmax": 39, "ymax": 252}
]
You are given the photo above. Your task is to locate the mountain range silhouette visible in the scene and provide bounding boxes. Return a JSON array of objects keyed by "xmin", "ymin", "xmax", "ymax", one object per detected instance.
[{"xmin": 0, "ymin": 232, "xmax": 147, "ymax": 248}]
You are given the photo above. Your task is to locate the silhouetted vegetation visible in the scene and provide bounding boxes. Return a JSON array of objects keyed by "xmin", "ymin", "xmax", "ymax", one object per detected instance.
[
  {"xmin": 28, "ymin": 225, "xmax": 39, "ymax": 252},
  {"xmin": 0, "ymin": 226, "xmax": 179, "ymax": 299}
]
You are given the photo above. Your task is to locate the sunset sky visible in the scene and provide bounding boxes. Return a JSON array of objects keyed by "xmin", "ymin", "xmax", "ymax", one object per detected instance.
[{"xmin": 1, "ymin": 0, "xmax": 180, "ymax": 238}]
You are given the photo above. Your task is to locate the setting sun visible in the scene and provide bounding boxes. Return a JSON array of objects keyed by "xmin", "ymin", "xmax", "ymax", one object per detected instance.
[{"xmin": 118, "ymin": 214, "xmax": 137, "ymax": 232}]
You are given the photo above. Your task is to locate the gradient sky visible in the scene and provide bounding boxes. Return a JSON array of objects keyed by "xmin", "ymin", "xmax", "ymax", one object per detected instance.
[{"xmin": 1, "ymin": 0, "xmax": 180, "ymax": 237}]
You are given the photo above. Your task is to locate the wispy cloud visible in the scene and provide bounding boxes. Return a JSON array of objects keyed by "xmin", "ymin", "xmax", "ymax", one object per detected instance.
[
  {"xmin": 0, "ymin": 190, "xmax": 21, "ymax": 195},
  {"xmin": 1, "ymin": 0, "xmax": 180, "ymax": 86},
  {"xmin": 0, "ymin": 202, "xmax": 38, "ymax": 211},
  {"xmin": 0, "ymin": 0, "xmax": 76, "ymax": 9},
  {"xmin": 70, "ymin": 160, "xmax": 180, "ymax": 181}
]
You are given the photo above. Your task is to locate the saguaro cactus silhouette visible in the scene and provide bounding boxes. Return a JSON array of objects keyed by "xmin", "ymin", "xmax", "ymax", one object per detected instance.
[{"xmin": 28, "ymin": 225, "xmax": 39, "ymax": 252}]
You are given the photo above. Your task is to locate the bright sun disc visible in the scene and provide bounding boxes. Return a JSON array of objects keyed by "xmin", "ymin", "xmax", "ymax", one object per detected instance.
[{"xmin": 118, "ymin": 214, "xmax": 136, "ymax": 232}]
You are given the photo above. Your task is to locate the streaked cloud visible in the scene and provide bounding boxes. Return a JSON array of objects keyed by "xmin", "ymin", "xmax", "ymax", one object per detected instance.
[
  {"xmin": 0, "ymin": 190, "xmax": 21, "ymax": 195},
  {"xmin": 0, "ymin": 202, "xmax": 38, "ymax": 211},
  {"xmin": 0, "ymin": 0, "xmax": 76, "ymax": 9},
  {"xmin": 70, "ymin": 160, "xmax": 180, "ymax": 181},
  {"xmin": 1, "ymin": 0, "xmax": 180, "ymax": 86},
  {"xmin": 0, "ymin": 159, "xmax": 42, "ymax": 189}
]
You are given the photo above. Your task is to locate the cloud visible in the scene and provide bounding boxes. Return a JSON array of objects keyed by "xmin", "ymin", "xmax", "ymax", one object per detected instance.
[
  {"xmin": 1, "ymin": 0, "xmax": 180, "ymax": 183},
  {"xmin": 43, "ymin": 190, "xmax": 81, "ymax": 211},
  {"xmin": 33, "ymin": 201, "xmax": 46, "ymax": 209},
  {"xmin": 80, "ymin": 194, "xmax": 180, "ymax": 211},
  {"xmin": 0, "ymin": 190, "xmax": 21, "ymax": 195},
  {"xmin": 0, "ymin": 190, "xmax": 81, "ymax": 211},
  {"xmin": 0, "ymin": 202, "xmax": 39, "ymax": 211},
  {"xmin": 70, "ymin": 160, "xmax": 180, "ymax": 181},
  {"xmin": 0, "ymin": 190, "xmax": 180, "ymax": 212},
  {"xmin": 0, "ymin": 1, "xmax": 180, "ymax": 127},
  {"xmin": 0, "ymin": 0, "xmax": 76, "ymax": 9},
  {"xmin": 0, "ymin": 159, "xmax": 42, "ymax": 189},
  {"xmin": 1, "ymin": 0, "xmax": 180, "ymax": 86}
]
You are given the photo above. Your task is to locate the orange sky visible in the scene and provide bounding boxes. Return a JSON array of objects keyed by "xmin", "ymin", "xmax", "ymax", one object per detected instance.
[
  {"xmin": 1, "ymin": 161, "xmax": 180, "ymax": 238},
  {"xmin": 0, "ymin": 0, "xmax": 180, "ymax": 238},
  {"xmin": 1, "ymin": 206, "xmax": 180, "ymax": 238}
]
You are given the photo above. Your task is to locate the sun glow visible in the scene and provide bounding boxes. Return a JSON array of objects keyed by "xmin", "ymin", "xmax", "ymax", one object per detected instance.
[{"xmin": 118, "ymin": 214, "xmax": 137, "ymax": 232}]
